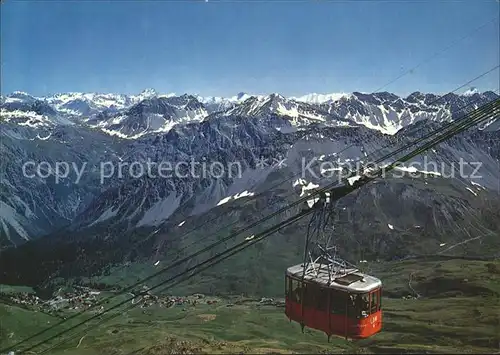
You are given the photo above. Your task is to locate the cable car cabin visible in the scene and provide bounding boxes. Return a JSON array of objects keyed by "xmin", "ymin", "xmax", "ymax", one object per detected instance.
[{"xmin": 285, "ymin": 263, "xmax": 382, "ymax": 339}]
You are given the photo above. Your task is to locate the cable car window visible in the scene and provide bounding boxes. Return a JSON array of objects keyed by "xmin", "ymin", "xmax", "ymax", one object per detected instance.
[
  {"xmin": 354, "ymin": 293, "xmax": 370, "ymax": 318},
  {"xmin": 316, "ymin": 287, "xmax": 328, "ymax": 311},
  {"xmin": 303, "ymin": 282, "xmax": 318, "ymax": 309},
  {"xmin": 362, "ymin": 294, "xmax": 370, "ymax": 317},
  {"xmin": 290, "ymin": 278, "xmax": 302, "ymax": 303},
  {"xmin": 347, "ymin": 294, "xmax": 357, "ymax": 318},
  {"xmin": 331, "ymin": 289, "xmax": 346, "ymax": 315},
  {"xmin": 370, "ymin": 290, "xmax": 379, "ymax": 314},
  {"xmin": 379, "ymin": 288, "xmax": 382, "ymax": 311}
]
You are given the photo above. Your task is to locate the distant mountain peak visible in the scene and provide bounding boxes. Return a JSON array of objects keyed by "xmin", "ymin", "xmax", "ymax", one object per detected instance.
[
  {"xmin": 2, "ymin": 89, "xmax": 498, "ymax": 138},
  {"xmin": 236, "ymin": 92, "xmax": 247, "ymax": 100},
  {"xmin": 9, "ymin": 91, "xmax": 33, "ymax": 99},
  {"xmin": 138, "ymin": 88, "xmax": 158, "ymax": 98},
  {"xmin": 292, "ymin": 92, "xmax": 349, "ymax": 104},
  {"xmin": 463, "ymin": 87, "xmax": 479, "ymax": 96},
  {"xmin": 11, "ymin": 91, "xmax": 30, "ymax": 95}
]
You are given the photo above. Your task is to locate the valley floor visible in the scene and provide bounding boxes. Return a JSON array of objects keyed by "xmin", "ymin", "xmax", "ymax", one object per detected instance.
[{"xmin": 1, "ymin": 259, "xmax": 499, "ymax": 354}]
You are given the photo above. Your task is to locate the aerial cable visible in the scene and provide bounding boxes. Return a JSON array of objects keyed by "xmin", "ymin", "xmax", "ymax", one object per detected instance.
[
  {"xmin": 342, "ymin": 86, "xmax": 499, "ymax": 182},
  {"xmin": 34, "ymin": 209, "xmax": 314, "ymax": 355},
  {"xmin": 429, "ymin": 135, "xmax": 500, "ymax": 240},
  {"xmin": 4, "ymin": 62, "xmax": 497, "ymax": 354},
  {"xmin": 3, "ymin": 89, "xmax": 497, "ymax": 355},
  {"xmin": 323, "ymin": 67, "xmax": 499, "ymax": 189},
  {"xmin": 381, "ymin": 142, "xmax": 499, "ymax": 254},
  {"xmin": 43, "ymin": 102, "xmax": 499, "ymax": 352},
  {"xmin": 35, "ymin": 100, "xmax": 499, "ymax": 355},
  {"xmin": 357, "ymin": 66, "xmax": 499, "ymax": 163},
  {"xmin": 98, "ymin": 66, "xmax": 499, "ymax": 297},
  {"xmin": 22, "ymin": 99, "xmax": 498, "ymax": 354},
  {"xmin": 344, "ymin": 97, "xmax": 499, "ymax": 185},
  {"xmin": 301, "ymin": 100, "xmax": 498, "ymax": 212},
  {"xmin": 378, "ymin": 103, "xmax": 499, "ymax": 178},
  {"xmin": 370, "ymin": 16, "xmax": 499, "ymax": 93}
]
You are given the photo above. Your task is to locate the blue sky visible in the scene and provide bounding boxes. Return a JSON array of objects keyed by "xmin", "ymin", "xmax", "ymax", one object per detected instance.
[{"xmin": 1, "ymin": 0, "xmax": 499, "ymax": 97}]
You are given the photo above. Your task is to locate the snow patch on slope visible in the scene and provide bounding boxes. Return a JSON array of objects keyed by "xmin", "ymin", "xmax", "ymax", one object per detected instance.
[
  {"xmin": 216, "ymin": 190, "xmax": 255, "ymax": 206},
  {"xmin": 394, "ymin": 165, "xmax": 442, "ymax": 176},
  {"xmin": 293, "ymin": 179, "xmax": 320, "ymax": 197},
  {"xmin": 465, "ymin": 187, "xmax": 478, "ymax": 196},
  {"xmin": 292, "ymin": 93, "xmax": 350, "ymax": 104}
]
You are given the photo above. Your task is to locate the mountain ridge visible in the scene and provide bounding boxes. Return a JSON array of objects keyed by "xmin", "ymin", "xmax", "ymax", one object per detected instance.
[
  {"xmin": 0, "ymin": 89, "xmax": 498, "ymax": 268},
  {"xmin": 2, "ymin": 89, "xmax": 498, "ymax": 137}
]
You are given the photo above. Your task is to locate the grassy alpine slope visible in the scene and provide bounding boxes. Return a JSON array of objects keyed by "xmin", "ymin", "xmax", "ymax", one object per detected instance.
[{"xmin": 1, "ymin": 258, "xmax": 499, "ymax": 354}]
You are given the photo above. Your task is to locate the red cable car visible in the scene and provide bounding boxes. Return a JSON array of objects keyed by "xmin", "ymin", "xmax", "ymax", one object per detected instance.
[{"xmin": 285, "ymin": 262, "xmax": 382, "ymax": 340}]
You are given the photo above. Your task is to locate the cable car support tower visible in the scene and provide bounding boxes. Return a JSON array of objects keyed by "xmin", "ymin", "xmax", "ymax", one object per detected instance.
[{"xmin": 301, "ymin": 193, "xmax": 358, "ymax": 288}]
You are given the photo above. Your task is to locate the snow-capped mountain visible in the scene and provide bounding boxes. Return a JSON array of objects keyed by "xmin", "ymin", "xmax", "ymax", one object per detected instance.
[
  {"xmin": 292, "ymin": 92, "xmax": 350, "ymax": 104},
  {"xmin": 43, "ymin": 88, "xmax": 166, "ymax": 117},
  {"xmin": 0, "ymin": 92, "xmax": 75, "ymax": 131},
  {"xmin": 2, "ymin": 89, "xmax": 497, "ymax": 137},
  {"xmin": 463, "ymin": 87, "xmax": 479, "ymax": 96},
  {"xmin": 222, "ymin": 93, "xmax": 354, "ymax": 130},
  {"xmin": 1, "ymin": 88, "xmax": 499, "ymax": 250},
  {"xmin": 46, "ymin": 92, "xmax": 131, "ymax": 116},
  {"xmin": 0, "ymin": 89, "xmax": 499, "ymax": 292},
  {"xmin": 86, "ymin": 94, "xmax": 209, "ymax": 139},
  {"xmin": 1, "ymin": 91, "xmax": 56, "ymax": 115},
  {"xmin": 72, "ymin": 116, "xmax": 500, "ymax": 237},
  {"xmin": 2, "ymin": 115, "xmax": 499, "ymax": 287},
  {"xmin": 318, "ymin": 91, "xmax": 499, "ymax": 134},
  {"xmin": 197, "ymin": 92, "xmax": 256, "ymax": 113}
]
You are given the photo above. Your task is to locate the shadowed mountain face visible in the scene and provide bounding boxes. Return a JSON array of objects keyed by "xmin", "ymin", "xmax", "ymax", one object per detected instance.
[
  {"xmin": 0, "ymin": 90, "xmax": 499, "ymax": 290},
  {"xmin": 1, "ymin": 170, "xmax": 500, "ymax": 292}
]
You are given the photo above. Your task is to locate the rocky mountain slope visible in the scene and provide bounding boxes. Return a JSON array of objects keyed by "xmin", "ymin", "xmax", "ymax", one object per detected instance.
[{"xmin": 0, "ymin": 89, "xmax": 498, "ymax": 287}]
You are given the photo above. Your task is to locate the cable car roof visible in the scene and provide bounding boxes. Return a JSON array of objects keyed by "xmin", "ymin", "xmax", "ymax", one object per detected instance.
[{"xmin": 286, "ymin": 263, "xmax": 381, "ymax": 293}]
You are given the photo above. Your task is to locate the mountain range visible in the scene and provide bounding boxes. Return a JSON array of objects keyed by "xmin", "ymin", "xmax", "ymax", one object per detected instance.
[
  {"xmin": 2, "ymin": 88, "xmax": 498, "ymax": 137},
  {"xmin": 0, "ymin": 88, "xmax": 499, "ymax": 290}
]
